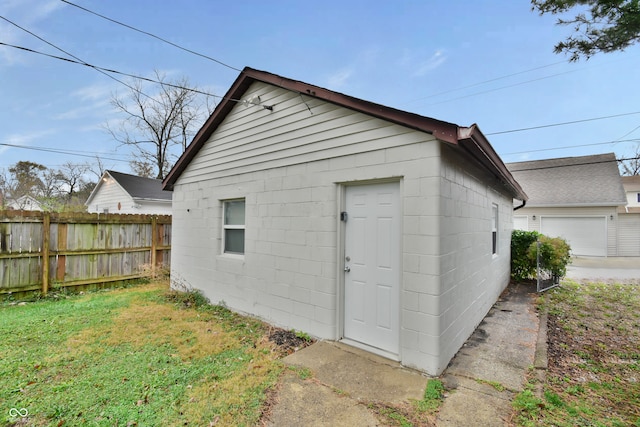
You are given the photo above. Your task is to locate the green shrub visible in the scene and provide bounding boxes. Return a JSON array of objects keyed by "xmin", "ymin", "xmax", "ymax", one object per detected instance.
[
  {"xmin": 528, "ymin": 235, "xmax": 572, "ymax": 279},
  {"xmin": 511, "ymin": 230, "xmax": 571, "ymax": 282},
  {"xmin": 511, "ymin": 230, "xmax": 541, "ymax": 281}
]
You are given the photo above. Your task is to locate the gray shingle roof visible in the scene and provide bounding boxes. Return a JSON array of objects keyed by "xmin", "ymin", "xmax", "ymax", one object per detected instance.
[
  {"xmin": 506, "ymin": 153, "xmax": 626, "ymax": 207},
  {"xmin": 107, "ymin": 170, "xmax": 171, "ymax": 201}
]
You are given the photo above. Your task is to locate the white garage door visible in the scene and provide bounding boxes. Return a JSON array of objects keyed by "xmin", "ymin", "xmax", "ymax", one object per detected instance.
[{"xmin": 540, "ymin": 216, "xmax": 607, "ymax": 257}]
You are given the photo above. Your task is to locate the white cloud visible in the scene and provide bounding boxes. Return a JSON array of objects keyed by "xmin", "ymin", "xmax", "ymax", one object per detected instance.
[
  {"xmin": 399, "ymin": 48, "xmax": 448, "ymax": 77},
  {"xmin": 325, "ymin": 47, "xmax": 380, "ymax": 91},
  {"xmin": 327, "ymin": 68, "xmax": 354, "ymax": 90},
  {"xmin": 71, "ymin": 83, "xmax": 114, "ymax": 102},
  {"xmin": 53, "ymin": 82, "xmax": 116, "ymax": 121},
  {"xmin": 414, "ymin": 50, "xmax": 447, "ymax": 76},
  {"xmin": 0, "ymin": 0, "xmax": 63, "ymax": 65},
  {"xmin": 0, "ymin": 0, "xmax": 62, "ymax": 20}
]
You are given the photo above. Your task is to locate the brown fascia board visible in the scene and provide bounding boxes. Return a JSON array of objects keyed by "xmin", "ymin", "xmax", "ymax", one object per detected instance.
[
  {"xmin": 457, "ymin": 125, "xmax": 528, "ymax": 201},
  {"xmin": 163, "ymin": 67, "xmax": 527, "ymax": 201}
]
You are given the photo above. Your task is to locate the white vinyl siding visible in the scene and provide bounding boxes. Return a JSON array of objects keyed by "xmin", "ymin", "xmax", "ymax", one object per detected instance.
[
  {"xmin": 618, "ymin": 214, "xmax": 640, "ymax": 256},
  {"xmin": 513, "ymin": 215, "xmax": 528, "ymax": 231},
  {"xmin": 88, "ymin": 179, "xmax": 133, "ymax": 213},
  {"xmin": 178, "ymin": 82, "xmax": 437, "ymax": 184}
]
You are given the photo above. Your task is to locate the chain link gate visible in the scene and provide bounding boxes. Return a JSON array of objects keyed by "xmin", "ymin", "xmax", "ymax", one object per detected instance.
[{"xmin": 536, "ymin": 239, "xmax": 561, "ymax": 293}]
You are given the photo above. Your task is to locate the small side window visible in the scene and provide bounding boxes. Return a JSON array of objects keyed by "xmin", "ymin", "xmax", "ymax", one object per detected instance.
[
  {"xmin": 223, "ymin": 199, "xmax": 245, "ymax": 254},
  {"xmin": 492, "ymin": 204, "xmax": 498, "ymax": 255}
]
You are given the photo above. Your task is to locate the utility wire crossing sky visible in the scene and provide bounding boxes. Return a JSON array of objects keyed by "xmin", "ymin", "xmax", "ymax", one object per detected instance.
[{"xmin": 1, "ymin": 0, "xmax": 640, "ymax": 174}]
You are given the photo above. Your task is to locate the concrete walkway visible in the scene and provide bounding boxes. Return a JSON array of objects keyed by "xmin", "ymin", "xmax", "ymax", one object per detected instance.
[
  {"xmin": 436, "ymin": 282, "xmax": 541, "ymax": 426},
  {"xmin": 265, "ymin": 282, "xmax": 542, "ymax": 426}
]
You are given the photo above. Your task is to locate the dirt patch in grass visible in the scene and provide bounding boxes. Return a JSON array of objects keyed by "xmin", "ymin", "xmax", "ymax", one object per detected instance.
[
  {"xmin": 268, "ymin": 329, "xmax": 314, "ymax": 355},
  {"xmin": 515, "ymin": 281, "xmax": 640, "ymax": 426}
]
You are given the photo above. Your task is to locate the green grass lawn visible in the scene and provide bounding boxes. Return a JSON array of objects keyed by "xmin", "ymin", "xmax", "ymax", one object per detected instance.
[
  {"xmin": 513, "ymin": 281, "xmax": 640, "ymax": 427},
  {"xmin": 0, "ymin": 283, "xmax": 284, "ymax": 427}
]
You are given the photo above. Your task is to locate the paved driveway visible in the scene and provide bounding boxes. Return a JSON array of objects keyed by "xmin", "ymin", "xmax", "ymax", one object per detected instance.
[{"xmin": 566, "ymin": 256, "xmax": 640, "ymax": 283}]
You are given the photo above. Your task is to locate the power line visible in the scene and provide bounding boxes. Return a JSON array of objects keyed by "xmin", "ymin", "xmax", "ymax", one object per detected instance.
[
  {"xmin": 0, "ymin": 142, "xmax": 129, "ymax": 163},
  {"xmin": 0, "ymin": 41, "xmax": 219, "ymax": 99},
  {"xmin": 60, "ymin": 0, "xmax": 241, "ymax": 72},
  {"xmin": 487, "ymin": 111, "xmax": 640, "ymax": 135},
  {"xmin": 502, "ymin": 138, "xmax": 640, "ymax": 156},
  {"xmin": 0, "ymin": 15, "xmax": 155, "ymax": 101},
  {"xmin": 0, "ymin": 41, "xmax": 276, "ymax": 110},
  {"xmin": 402, "ymin": 60, "xmax": 568, "ymax": 105},
  {"xmin": 420, "ymin": 69, "xmax": 579, "ymax": 107}
]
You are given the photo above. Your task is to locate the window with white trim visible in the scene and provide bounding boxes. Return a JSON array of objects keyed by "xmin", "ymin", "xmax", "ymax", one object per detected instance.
[
  {"xmin": 492, "ymin": 204, "xmax": 498, "ymax": 255},
  {"xmin": 223, "ymin": 199, "xmax": 245, "ymax": 254}
]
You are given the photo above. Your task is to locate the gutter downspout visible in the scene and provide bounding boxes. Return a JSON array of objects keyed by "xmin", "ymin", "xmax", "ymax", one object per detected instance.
[{"xmin": 514, "ymin": 200, "xmax": 526, "ymax": 211}]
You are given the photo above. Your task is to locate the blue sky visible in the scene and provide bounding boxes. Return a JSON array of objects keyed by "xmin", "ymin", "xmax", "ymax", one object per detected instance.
[{"xmin": 1, "ymin": 0, "xmax": 639, "ymax": 177}]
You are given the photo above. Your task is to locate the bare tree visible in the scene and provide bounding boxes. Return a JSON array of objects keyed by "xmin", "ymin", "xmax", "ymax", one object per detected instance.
[
  {"xmin": 130, "ymin": 159, "xmax": 157, "ymax": 178},
  {"xmin": 106, "ymin": 71, "xmax": 208, "ymax": 179},
  {"xmin": 619, "ymin": 145, "xmax": 640, "ymax": 176},
  {"xmin": 86, "ymin": 156, "xmax": 109, "ymax": 181},
  {"xmin": 56, "ymin": 162, "xmax": 90, "ymax": 201}
]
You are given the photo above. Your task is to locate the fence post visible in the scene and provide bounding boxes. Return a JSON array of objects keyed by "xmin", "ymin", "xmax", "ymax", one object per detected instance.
[
  {"xmin": 151, "ymin": 216, "xmax": 158, "ymax": 276},
  {"xmin": 41, "ymin": 212, "xmax": 50, "ymax": 295},
  {"xmin": 56, "ymin": 223, "xmax": 67, "ymax": 282}
]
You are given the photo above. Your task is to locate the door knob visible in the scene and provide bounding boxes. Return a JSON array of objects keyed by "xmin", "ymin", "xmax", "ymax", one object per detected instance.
[{"xmin": 344, "ymin": 266, "xmax": 351, "ymax": 272}]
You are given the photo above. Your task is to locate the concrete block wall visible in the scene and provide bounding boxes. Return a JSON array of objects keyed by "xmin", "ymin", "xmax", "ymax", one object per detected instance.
[
  {"xmin": 429, "ymin": 148, "xmax": 513, "ymax": 374},
  {"xmin": 171, "ymin": 139, "xmax": 513, "ymax": 375}
]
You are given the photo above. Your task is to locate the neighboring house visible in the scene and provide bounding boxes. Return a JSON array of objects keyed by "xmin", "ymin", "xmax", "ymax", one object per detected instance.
[
  {"xmin": 85, "ymin": 170, "xmax": 172, "ymax": 215},
  {"xmin": 6, "ymin": 195, "xmax": 44, "ymax": 211},
  {"xmin": 618, "ymin": 175, "xmax": 640, "ymax": 256},
  {"xmin": 507, "ymin": 153, "xmax": 627, "ymax": 257},
  {"xmin": 162, "ymin": 67, "xmax": 527, "ymax": 375}
]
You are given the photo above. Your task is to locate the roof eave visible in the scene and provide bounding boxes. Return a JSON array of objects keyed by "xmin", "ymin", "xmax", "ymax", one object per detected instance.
[
  {"xmin": 525, "ymin": 202, "xmax": 627, "ymax": 208},
  {"xmin": 163, "ymin": 68, "xmax": 527, "ymax": 201},
  {"xmin": 131, "ymin": 197, "xmax": 172, "ymax": 203},
  {"xmin": 456, "ymin": 125, "xmax": 528, "ymax": 201}
]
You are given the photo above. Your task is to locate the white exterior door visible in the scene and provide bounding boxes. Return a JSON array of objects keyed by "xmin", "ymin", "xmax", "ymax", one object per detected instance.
[
  {"xmin": 343, "ymin": 182, "xmax": 400, "ymax": 355},
  {"xmin": 541, "ymin": 216, "xmax": 607, "ymax": 257}
]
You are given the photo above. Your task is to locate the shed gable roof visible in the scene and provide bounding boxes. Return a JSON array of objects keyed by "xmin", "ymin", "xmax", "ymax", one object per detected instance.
[
  {"xmin": 86, "ymin": 170, "xmax": 171, "ymax": 206},
  {"xmin": 163, "ymin": 67, "xmax": 526, "ymax": 200},
  {"xmin": 506, "ymin": 153, "xmax": 626, "ymax": 207},
  {"xmin": 106, "ymin": 170, "xmax": 170, "ymax": 201}
]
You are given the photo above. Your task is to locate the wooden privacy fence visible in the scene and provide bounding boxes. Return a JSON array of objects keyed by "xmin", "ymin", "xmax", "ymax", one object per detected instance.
[{"xmin": 0, "ymin": 210, "xmax": 171, "ymax": 295}]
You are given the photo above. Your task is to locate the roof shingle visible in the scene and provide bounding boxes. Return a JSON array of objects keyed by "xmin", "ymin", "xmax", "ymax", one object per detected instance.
[
  {"xmin": 107, "ymin": 170, "xmax": 171, "ymax": 201},
  {"xmin": 506, "ymin": 153, "xmax": 626, "ymax": 207}
]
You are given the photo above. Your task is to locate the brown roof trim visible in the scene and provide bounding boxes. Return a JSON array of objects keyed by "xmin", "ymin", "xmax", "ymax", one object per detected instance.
[
  {"xmin": 457, "ymin": 125, "xmax": 528, "ymax": 200},
  {"xmin": 163, "ymin": 67, "xmax": 527, "ymax": 201}
]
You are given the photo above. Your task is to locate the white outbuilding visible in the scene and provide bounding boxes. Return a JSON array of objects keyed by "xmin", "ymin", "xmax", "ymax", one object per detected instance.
[{"xmin": 163, "ymin": 67, "xmax": 527, "ymax": 375}]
